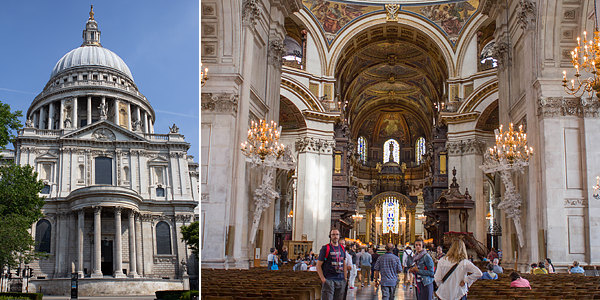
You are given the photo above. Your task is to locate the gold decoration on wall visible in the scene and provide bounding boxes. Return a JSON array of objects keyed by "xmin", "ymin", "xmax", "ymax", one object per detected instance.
[{"xmin": 385, "ymin": 4, "xmax": 401, "ymax": 22}]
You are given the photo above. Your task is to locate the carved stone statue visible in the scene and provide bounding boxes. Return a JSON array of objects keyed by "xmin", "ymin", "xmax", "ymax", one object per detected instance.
[
  {"xmin": 98, "ymin": 102, "xmax": 108, "ymax": 120},
  {"xmin": 25, "ymin": 119, "xmax": 34, "ymax": 128},
  {"xmin": 180, "ymin": 259, "xmax": 188, "ymax": 275},
  {"xmin": 169, "ymin": 123, "xmax": 179, "ymax": 134},
  {"xmin": 64, "ymin": 116, "xmax": 72, "ymax": 128},
  {"xmin": 132, "ymin": 119, "xmax": 141, "ymax": 131}
]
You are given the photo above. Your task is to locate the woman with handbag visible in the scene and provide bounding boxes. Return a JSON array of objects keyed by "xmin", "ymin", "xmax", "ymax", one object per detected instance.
[{"xmin": 433, "ymin": 240, "xmax": 482, "ymax": 300}]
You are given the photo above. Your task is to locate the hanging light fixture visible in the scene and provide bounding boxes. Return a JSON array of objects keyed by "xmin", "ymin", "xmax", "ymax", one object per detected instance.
[
  {"xmin": 562, "ymin": 2, "xmax": 600, "ymax": 98},
  {"xmin": 593, "ymin": 176, "xmax": 600, "ymax": 200},
  {"xmin": 241, "ymin": 119, "xmax": 285, "ymax": 162},
  {"xmin": 486, "ymin": 212, "xmax": 493, "ymax": 220},
  {"xmin": 488, "ymin": 123, "xmax": 533, "ymax": 166},
  {"xmin": 201, "ymin": 62, "xmax": 209, "ymax": 87},
  {"xmin": 287, "ymin": 209, "xmax": 293, "ymax": 218},
  {"xmin": 351, "ymin": 211, "xmax": 364, "ymax": 222}
]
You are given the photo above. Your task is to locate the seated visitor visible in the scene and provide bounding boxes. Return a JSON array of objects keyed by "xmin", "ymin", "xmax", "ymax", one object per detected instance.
[
  {"xmin": 492, "ymin": 258, "xmax": 503, "ymax": 274},
  {"xmin": 480, "ymin": 264, "xmax": 498, "ymax": 280},
  {"xmin": 533, "ymin": 261, "xmax": 548, "ymax": 274},
  {"xmin": 568, "ymin": 261, "xmax": 585, "ymax": 274},
  {"xmin": 510, "ymin": 272, "xmax": 531, "ymax": 289},
  {"xmin": 545, "ymin": 258, "xmax": 555, "ymax": 274},
  {"xmin": 529, "ymin": 263, "xmax": 538, "ymax": 274}
]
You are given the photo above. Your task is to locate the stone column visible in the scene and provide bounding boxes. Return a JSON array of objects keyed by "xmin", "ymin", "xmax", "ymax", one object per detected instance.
[
  {"xmin": 127, "ymin": 102, "xmax": 132, "ymax": 131},
  {"xmin": 136, "ymin": 106, "xmax": 141, "ymax": 128},
  {"xmin": 114, "ymin": 99, "xmax": 120, "ymax": 126},
  {"xmin": 33, "ymin": 110, "xmax": 39, "ymax": 129},
  {"xmin": 149, "ymin": 118, "xmax": 154, "ymax": 133},
  {"xmin": 113, "ymin": 207, "xmax": 125, "ymax": 277},
  {"xmin": 77, "ymin": 209, "xmax": 84, "ymax": 278},
  {"xmin": 91, "ymin": 206, "xmax": 103, "ymax": 278},
  {"xmin": 39, "ymin": 106, "xmax": 46, "ymax": 129},
  {"xmin": 72, "ymin": 96, "xmax": 78, "ymax": 129},
  {"xmin": 128, "ymin": 210, "xmax": 138, "ymax": 277},
  {"xmin": 48, "ymin": 102, "xmax": 55, "ymax": 130},
  {"xmin": 143, "ymin": 111, "xmax": 149, "ymax": 134},
  {"xmin": 87, "ymin": 96, "xmax": 92, "ymax": 125},
  {"xmin": 135, "ymin": 213, "xmax": 143, "ymax": 276},
  {"xmin": 59, "ymin": 99, "xmax": 65, "ymax": 129}
]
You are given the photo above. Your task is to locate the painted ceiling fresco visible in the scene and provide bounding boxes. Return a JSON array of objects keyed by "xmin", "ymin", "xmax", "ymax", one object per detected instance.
[
  {"xmin": 302, "ymin": 0, "xmax": 382, "ymax": 44},
  {"xmin": 356, "ymin": 111, "xmax": 426, "ymax": 147},
  {"xmin": 302, "ymin": 0, "xmax": 479, "ymax": 46}
]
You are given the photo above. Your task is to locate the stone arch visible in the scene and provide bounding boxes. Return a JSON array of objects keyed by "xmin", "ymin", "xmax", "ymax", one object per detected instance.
[
  {"xmin": 475, "ymin": 99, "xmax": 499, "ymax": 132},
  {"xmin": 328, "ymin": 12, "xmax": 456, "ymax": 77},
  {"xmin": 293, "ymin": 11, "xmax": 329, "ymax": 76},
  {"xmin": 280, "ymin": 75, "xmax": 326, "ymax": 112},
  {"xmin": 371, "ymin": 191, "xmax": 413, "ymax": 208},
  {"xmin": 457, "ymin": 78, "xmax": 498, "ymax": 114},
  {"xmin": 455, "ymin": 14, "xmax": 491, "ymax": 77}
]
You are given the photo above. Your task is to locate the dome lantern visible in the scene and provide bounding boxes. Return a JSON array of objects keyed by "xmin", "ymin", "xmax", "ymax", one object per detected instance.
[{"xmin": 82, "ymin": 5, "xmax": 101, "ymax": 47}]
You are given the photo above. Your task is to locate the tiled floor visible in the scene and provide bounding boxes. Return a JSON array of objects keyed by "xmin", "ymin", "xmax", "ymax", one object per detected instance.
[{"xmin": 345, "ymin": 283, "xmax": 416, "ymax": 300}]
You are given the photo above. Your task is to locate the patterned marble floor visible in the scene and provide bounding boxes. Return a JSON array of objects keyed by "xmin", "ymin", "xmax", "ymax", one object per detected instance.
[{"xmin": 345, "ymin": 283, "xmax": 417, "ymax": 300}]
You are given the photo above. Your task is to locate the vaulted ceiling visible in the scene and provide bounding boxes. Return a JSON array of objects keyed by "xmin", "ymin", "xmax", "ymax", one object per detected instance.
[{"xmin": 335, "ymin": 24, "xmax": 449, "ymax": 147}]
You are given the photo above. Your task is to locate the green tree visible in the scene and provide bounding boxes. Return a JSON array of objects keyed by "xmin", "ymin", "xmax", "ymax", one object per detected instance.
[
  {"xmin": 181, "ymin": 221, "xmax": 199, "ymax": 259},
  {"xmin": 0, "ymin": 163, "xmax": 46, "ymax": 268},
  {"xmin": 0, "ymin": 101, "xmax": 22, "ymax": 149}
]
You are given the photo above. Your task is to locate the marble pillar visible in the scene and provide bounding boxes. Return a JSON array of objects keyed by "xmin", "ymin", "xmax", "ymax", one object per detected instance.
[
  {"xmin": 114, "ymin": 207, "xmax": 125, "ymax": 277},
  {"xmin": 127, "ymin": 102, "xmax": 132, "ymax": 131},
  {"xmin": 48, "ymin": 102, "xmax": 55, "ymax": 130},
  {"xmin": 59, "ymin": 99, "xmax": 65, "ymax": 129},
  {"xmin": 135, "ymin": 213, "xmax": 143, "ymax": 276},
  {"xmin": 143, "ymin": 111, "xmax": 149, "ymax": 134},
  {"xmin": 114, "ymin": 99, "xmax": 120, "ymax": 126},
  {"xmin": 128, "ymin": 210, "xmax": 138, "ymax": 277},
  {"xmin": 91, "ymin": 206, "xmax": 103, "ymax": 278},
  {"xmin": 72, "ymin": 97, "xmax": 78, "ymax": 129}
]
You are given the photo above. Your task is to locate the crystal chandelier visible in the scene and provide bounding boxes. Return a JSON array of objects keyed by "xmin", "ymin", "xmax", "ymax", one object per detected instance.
[
  {"xmin": 562, "ymin": 4, "xmax": 600, "ymax": 98},
  {"xmin": 488, "ymin": 123, "xmax": 533, "ymax": 166},
  {"xmin": 241, "ymin": 119, "xmax": 285, "ymax": 162},
  {"xmin": 201, "ymin": 62, "xmax": 209, "ymax": 87}
]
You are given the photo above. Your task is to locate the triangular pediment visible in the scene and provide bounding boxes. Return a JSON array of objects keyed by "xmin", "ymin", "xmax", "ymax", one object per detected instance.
[
  {"xmin": 60, "ymin": 120, "xmax": 147, "ymax": 142},
  {"xmin": 148, "ymin": 155, "xmax": 169, "ymax": 163},
  {"xmin": 37, "ymin": 151, "xmax": 59, "ymax": 159}
]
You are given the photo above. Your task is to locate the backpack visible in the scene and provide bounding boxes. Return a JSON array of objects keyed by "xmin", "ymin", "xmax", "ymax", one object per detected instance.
[
  {"xmin": 324, "ymin": 243, "xmax": 345, "ymax": 261},
  {"xmin": 404, "ymin": 250, "xmax": 414, "ymax": 267}
]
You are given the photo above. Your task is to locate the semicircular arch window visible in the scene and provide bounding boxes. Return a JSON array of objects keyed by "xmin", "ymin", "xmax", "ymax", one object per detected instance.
[
  {"xmin": 156, "ymin": 221, "xmax": 172, "ymax": 255},
  {"xmin": 382, "ymin": 196, "xmax": 400, "ymax": 234},
  {"xmin": 383, "ymin": 139, "xmax": 400, "ymax": 164},
  {"xmin": 35, "ymin": 219, "xmax": 51, "ymax": 253}
]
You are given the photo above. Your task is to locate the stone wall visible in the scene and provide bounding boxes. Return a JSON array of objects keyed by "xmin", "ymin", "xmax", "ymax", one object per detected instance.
[{"xmin": 30, "ymin": 278, "xmax": 183, "ymax": 296}]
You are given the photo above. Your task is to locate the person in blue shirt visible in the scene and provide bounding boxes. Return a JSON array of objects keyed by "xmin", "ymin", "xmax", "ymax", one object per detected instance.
[
  {"xmin": 568, "ymin": 261, "xmax": 585, "ymax": 274},
  {"xmin": 408, "ymin": 238, "xmax": 435, "ymax": 300},
  {"xmin": 373, "ymin": 243, "xmax": 403, "ymax": 300},
  {"xmin": 480, "ymin": 264, "xmax": 498, "ymax": 280}
]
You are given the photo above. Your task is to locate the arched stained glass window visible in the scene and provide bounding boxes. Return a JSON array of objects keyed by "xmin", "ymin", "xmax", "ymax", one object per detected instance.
[
  {"xmin": 382, "ymin": 196, "xmax": 400, "ymax": 234},
  {"xmin": 383, "ymin": 139, "xmax": 400, "ymax": 164},
  {"xmin": 416, "ymin": 137, "xmax": 426, "ymax": 164},
  {"xmin": 35, "ymin": 219, "xmax": 51, "ymax": 253},
  {"xmin": 358, "ymin": 136, "xmax": 367, "ymax": 163}
]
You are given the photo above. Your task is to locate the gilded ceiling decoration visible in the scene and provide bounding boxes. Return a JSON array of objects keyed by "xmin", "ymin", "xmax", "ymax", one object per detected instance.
[{"xmin": 302, "ymin": 0, "xmax": 480, "ymax": 46}]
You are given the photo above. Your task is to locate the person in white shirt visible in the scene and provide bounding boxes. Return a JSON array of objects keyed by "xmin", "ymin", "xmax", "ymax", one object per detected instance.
[
  {"xmin": 402, "ymin": 246, "xmax": 414, "ymax": 289},
  {"xmin": 434, "ymin": 239, "xmax": 482, "ymax": 300}
]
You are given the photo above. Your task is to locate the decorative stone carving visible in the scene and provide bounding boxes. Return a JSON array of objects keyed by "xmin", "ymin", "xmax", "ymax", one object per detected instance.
[
  {"xmin": 446, "ymin": 139, "xmax": 487, "ymax": 155},
  {"xmin": 295, "ymin": 137, "xmax": 336, "ymax": 154},
  {"xmin": 242, "ymin": 0, "xmax": 261, "ymax": 26},
  {"xmin": 268, "ymin": 39, "xmax": 286, "ymax": 68},
  {"xmin": 174, "ymin": 214, "xmax": 193, "ymax": 223},
  {"xmin": 201, "ymin": 93, "xmax": 238, "ymax": 115},
  {"xmin": 25, "ymin": 119, "xmax": 34, "ymax": 128},
  {"xmin": 64, "ymin": 116, "xmax": 72, "ymax": 128},
  {"xmin": 385, "ymin": 4, "xmax": 400, "ymax": 22},
  {"xmin": 132, "ymin": 118, "xmax": 141, "ymax": 131},
  {"xmin": 169, "ymin": 124, "xmax": 179, "ymax": 134},
  {"xmin": 250, "ymin": 167, "xmax": 279, "ymax": 244},
  {"xmin": 492, "ymin": 40, "xmax": 511, "ymax": 69},
  {"xmin": 516, "ymin": 0, "xmax": 536, "ymax": 31},
  {"xmin": 564, "ymin": 198, "xmax": 588, "ymax": 207},
  {"xmin": 92, "ymin": 128, "xmax": 115, "ymax": 141},
  {"xmin": 536, "ymin": 96, "xmax": 598, "ymax": 118}
]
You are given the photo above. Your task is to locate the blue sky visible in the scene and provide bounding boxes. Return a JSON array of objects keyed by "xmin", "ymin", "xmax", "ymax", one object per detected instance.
[{"xmin": 0, "ymin": 1, "xmax": 199, "ymax": 158}]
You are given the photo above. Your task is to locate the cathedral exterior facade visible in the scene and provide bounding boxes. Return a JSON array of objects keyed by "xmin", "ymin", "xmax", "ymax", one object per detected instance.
[{"xmin": 10, "ymin": 9, "xmax": 198, "ymax": 295}]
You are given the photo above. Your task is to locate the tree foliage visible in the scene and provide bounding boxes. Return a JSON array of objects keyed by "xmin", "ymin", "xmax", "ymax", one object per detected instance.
[
  {"xmin": 180, "ymin": 221, "xmax": 199, "ymax": 259},
  {"xmin": 0, "ymin": 163, "xmax": 45, "ymax": 268},
  {"xmin": 0, "ymin": 101, "xmax": 22, "ymax": 149}
]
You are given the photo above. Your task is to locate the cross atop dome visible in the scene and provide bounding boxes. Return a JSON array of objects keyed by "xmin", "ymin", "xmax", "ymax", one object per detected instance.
[{"xmin": 82, "ymin": 4, "xmax": 101, "ymax": 47}]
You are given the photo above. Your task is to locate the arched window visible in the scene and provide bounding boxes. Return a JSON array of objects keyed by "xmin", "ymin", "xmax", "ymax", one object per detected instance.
[
  {"xmin": 357, "ymin": 136, "xmax": 367, "ymax": 163},
  {"xmin": 156, "ymin": 221, "xmax": 172, "ymax": 255},
  {"xmin": 35, "ymin": 219, "xmax": 51, "ymax": 253},
  {"xmin": 382, "ymin": 196, "xmax": 400, "ymax": 234},
  {"xmin": 416, "ymin": 137, "xmax": 426, "ymax": 164},
  {"xmin": 383, "ymin": 139, "xmax": 400, "ymax": 164},
  {"xmin": 479, "ymin": 41, "xmax": 497, "ymax": 71}
]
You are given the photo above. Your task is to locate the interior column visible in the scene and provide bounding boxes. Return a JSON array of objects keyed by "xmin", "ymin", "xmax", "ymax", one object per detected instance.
[
  {"xmin": 77, "ymin": 209, "xmax": 84, "ymax": 278},
  {"xmin": 114, "ymin": 206, "xmax": 125, "ymax": 277},
  {"xmin": 91, "ymin": 206, "xmax": 103, "ymax": 278},
  {"xmin": 128, "ymin": 210, "xmax": 138, "ymax": 277}
]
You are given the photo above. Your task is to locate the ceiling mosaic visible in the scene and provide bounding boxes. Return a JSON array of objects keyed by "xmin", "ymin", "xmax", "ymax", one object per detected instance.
[{"xmin": 302, "ymin": 0, "xmax": 480, "ymax": 46}]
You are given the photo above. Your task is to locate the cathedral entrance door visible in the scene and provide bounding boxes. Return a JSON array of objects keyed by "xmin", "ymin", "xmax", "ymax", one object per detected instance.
[{"xmin": 101, "ymin": 240, "xmax": 113, "ymax": 276}]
